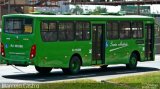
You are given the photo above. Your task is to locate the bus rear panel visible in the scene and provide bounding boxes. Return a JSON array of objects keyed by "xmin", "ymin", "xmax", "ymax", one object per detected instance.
[{"xmin": 1, "ymin": 17, "xmax": 35, "ymax": 66}]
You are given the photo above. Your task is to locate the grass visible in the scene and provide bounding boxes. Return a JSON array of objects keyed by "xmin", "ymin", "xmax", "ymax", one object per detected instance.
[
  {"xmin": 108, "ymin": 71, "xmax": 160, "ymax": 89},
  {"xmin": 39, "ymin": 82, "xmax": 126, "ymax": 89},
  {"xmin": 3, "ymin": 80, "xmax": 128, "ymax": 89},
  {"xmin": 3, "ymin": 72, "xmax": 160, "ymax": 89}
]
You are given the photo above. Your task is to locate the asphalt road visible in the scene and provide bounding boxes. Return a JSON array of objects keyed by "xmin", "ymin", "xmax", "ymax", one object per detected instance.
[{"xmin": 0, "ymin": 55, "xmax": 160, "ymax": 83}]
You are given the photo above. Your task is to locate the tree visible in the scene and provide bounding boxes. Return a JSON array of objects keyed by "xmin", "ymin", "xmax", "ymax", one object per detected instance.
[
  {"xmin": 90, "ymin": 6, "xmax": 107, "ymax": 15},
  {"xmin": 71, "ymin": 5, "xmax": 83, "ymax": 15}
]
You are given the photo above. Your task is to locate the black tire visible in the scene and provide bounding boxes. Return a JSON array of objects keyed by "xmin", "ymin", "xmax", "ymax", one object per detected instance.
[
  {"xmin": 100, "ymin": 65, "xmax": 108, "ymax": 70},
  {"xmin": 126, "ymin": 54, "xmax": 138, "ymax": 69},
  {"xmin": 62, "ymin": 56, "xmax": 81, "ymax": 75},
  {"xmin": 35, "ymin": 66, "xmax": 52, "ymax": 74}
]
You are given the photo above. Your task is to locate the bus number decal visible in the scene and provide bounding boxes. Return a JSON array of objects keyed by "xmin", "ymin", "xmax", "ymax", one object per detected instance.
[
  {"xmin": 72, "ymin": 48, "xmax": 81, "ymax": 52},
  {"xmin": 10, "ymin": 44, "xmax": 24, "ymax": 48}
]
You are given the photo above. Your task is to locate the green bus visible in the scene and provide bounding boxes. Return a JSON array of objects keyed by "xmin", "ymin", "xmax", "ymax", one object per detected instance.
[{"xmin": 1, "ymin": 14, "xmax": 155, "ymax": 74}]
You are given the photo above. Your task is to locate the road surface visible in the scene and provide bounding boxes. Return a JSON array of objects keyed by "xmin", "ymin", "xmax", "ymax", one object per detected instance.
[{"xmin": 0, "ymin": 55, "xmax": 160, "ymax": 83}]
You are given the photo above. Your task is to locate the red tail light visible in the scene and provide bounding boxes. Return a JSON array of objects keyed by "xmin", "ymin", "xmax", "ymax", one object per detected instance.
[
  {"xmin": 30, "ymin": 45, "xmax": 36, "ymax": 59},
  {"xmin": 1, "ymin": 43, "xmax": 5, "ymax": 57}
]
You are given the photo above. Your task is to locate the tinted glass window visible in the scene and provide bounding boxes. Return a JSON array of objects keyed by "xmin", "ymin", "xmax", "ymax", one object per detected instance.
[
  {"xmin": 41, "ymin": 22, "xmax": 57, "ymax": 41},
  {"xmin": 132, "ymin": 22, "xmax": 143, "ymax": 38},
  {"xmin": 5, "ymin": 18, "xmax": 33, "ymax": 34},
  {"xmin": 106, "ymin": 21, "xmax": 119, "ymax": 39},
  {"xmin": 58, "ymin": 22, "xmax": 74, "ymax": 41},
  {"xmin": 76, "ymin": 22, "xmax": 90, "ymax": 40},
  {"xmin": 119, "ymin": 21, "xmax": 131, "ymax": 39}
]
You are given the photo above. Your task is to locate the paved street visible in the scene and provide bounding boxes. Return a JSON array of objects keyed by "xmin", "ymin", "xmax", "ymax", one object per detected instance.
[{"xmin": 0, "ymin": 55, "xmax": 160, "ymax": 83}]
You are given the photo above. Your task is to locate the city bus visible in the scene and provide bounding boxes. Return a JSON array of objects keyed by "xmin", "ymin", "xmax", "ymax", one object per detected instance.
[{"xmin": 1, "ymin": 14, "xmax": 155, "ymax": 74}]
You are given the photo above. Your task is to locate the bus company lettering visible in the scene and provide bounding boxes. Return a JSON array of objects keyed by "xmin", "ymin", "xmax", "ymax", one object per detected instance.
[
  {"xmin": 72, "ymin": 48, "xmax": 81, "ymax": 52},
  {"xmin": 110, "ymin": 41, "xmax": 128, "ymax": 47},
  {"xmin": 10, "ymin": 44, "xmax": 23, "ymax": 48}
]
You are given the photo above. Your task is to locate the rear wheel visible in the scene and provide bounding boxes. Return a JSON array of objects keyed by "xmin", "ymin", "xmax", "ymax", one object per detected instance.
[
  {"xmin": 62, "ymin": 56, "xmax": 81, "ymax": 75},
  {"xmin": 126, "ymin": 54, "xmax": 138, "ymax": 69},
  {"xmin": 35, "ymin": 66, "xmax": 52, "ymax": 74}
]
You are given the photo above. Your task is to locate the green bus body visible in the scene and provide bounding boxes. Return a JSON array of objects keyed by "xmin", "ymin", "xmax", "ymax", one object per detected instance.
[{"xmin": 1, "ymin": 14, "xmax": 155, "ymax": 74}]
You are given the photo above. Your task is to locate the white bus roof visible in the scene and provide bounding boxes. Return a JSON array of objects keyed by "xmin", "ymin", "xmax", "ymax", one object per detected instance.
[{"xmin": 3, "ymin": 14, "xmax": 154, "ymax": 19}]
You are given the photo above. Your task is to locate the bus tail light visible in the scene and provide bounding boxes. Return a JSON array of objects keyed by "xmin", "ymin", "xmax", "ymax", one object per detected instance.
[
  {"xmin": 1, "ymin": 43, "xmax": 5, "ymax": 57},
  {"xmin": 30, "ymin": 45, "xmax": 36, "ymax": 59}
]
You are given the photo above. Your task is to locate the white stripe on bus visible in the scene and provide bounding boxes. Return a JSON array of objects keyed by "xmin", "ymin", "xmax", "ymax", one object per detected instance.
[{"xmin": 110, "ymin": 46, "xmax": 128, "ymax": 52}]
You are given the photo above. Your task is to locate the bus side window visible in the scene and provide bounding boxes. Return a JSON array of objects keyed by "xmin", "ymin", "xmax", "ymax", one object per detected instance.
[
  {"xmin": 42, "ymin": 22, "xmax": 48, "ymax": 31},
  {"xmin": 131, "ymin": 21, "xmax": 143, "ymax": 38},
  {"xmin": 41, "ymin": 21, "xmax": 57, "ymax": 42},
  {"xmin": 83, "ymin": 23, "xmax": 90, "ymax": 40},
  {"xmin": 66, "ymin": 23, "xmax": 74, "ymax": 40},
  {"xmin": 119, "ymin": 21, "xmax": 131, "ymax": 39},
  {"xmin": 59, "ymin": 23, "xmax": 65, "ymax": 40},
  {"xmin": 76, "ymin": 22, "xmax": 90, "ymax": 40},
  {"xmin": 106, "ymin": 21, "xmax": 118, "ymax": 40},
  {"xmin": 49, "ymin": 22, "xmax": 57, "ymax": 41},
  {"xmin": 58, "ymin": 22, "xmax": 74, "ymax": 41}
]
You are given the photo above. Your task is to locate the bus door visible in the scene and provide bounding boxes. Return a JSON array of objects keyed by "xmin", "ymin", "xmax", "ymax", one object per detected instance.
[
  {"xmin": 92, "ymin": 24, "xmax": 105, "ymax": 65},
  {"xmin": 145, "ymin": 24, "xmax": 154, "ymax": 61}
]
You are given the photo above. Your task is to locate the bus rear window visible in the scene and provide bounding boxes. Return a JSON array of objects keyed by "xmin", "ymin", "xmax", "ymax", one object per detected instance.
[{"xmin": 4, "ymin": 18, "xmax": 33, "ymax": 34}]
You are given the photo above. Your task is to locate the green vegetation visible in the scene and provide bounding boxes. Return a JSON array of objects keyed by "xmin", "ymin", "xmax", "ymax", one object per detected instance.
[
  {"xmin": 70, "ymin": 6, "xmax": 107, "ymax": 15},
  {"xmin": 71, "ymin": 5, "xmax": 84, "ymax": 14},
  {"xmin": 88, "ymin": 6, "xmax": 107, "ymax": 15},
  {"xmin": 108, "ymin": 71, "xmax": 160, "ymax": 89},
  {"xmin": 3, "ymin": 80, "xmax": 128, "ymax": 89},
  {"xmin": 38, "ymin": 80, "xmax": 121, "ymax": 89}
]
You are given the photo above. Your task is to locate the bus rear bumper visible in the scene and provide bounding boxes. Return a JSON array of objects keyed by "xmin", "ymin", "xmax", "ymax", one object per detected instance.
[{"xmin": 1, "ymin": 57, "xmax": 34, "ymax": 66}]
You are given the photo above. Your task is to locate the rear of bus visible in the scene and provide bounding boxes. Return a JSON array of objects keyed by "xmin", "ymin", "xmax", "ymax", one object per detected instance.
[{"xmin": 1, "ymin": 15, "xmax": 36, "ymax": 66}]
